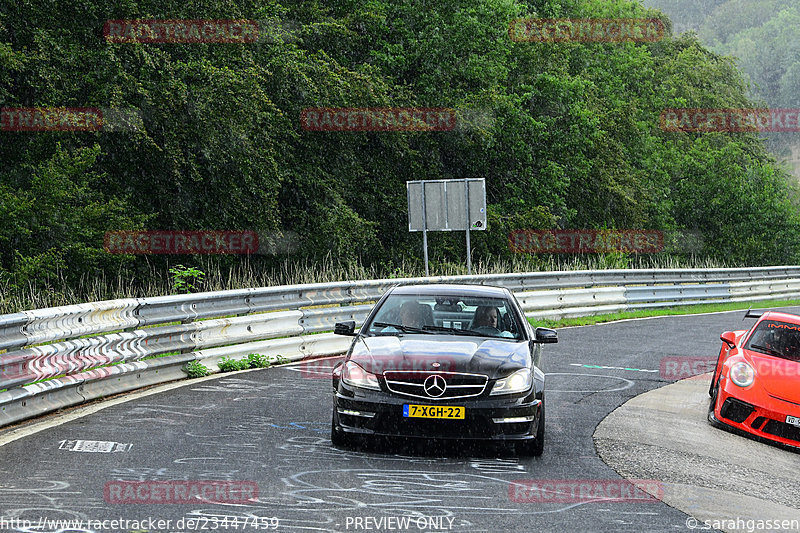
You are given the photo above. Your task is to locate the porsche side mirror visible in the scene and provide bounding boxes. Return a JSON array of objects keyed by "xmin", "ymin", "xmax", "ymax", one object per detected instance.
[
  {"xmin": 534, "ymin": 327, "xmax": 558, "ymax": 343},
  {"xmin": 720, "ymin": 331, "xmax": 736, "ymax": 348},
  {"xmin": 334, "ymin": 321, "xmax": 356, "ymax": 336}
]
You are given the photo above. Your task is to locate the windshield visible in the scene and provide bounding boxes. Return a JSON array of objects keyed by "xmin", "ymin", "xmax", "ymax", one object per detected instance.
[
  {"xmin": 365, "ymin": 293, "xmax": 523, "ymax": 340},
  {"xmin": 746, "ymin": 320, "xmax": 800, "ymax": 362}
]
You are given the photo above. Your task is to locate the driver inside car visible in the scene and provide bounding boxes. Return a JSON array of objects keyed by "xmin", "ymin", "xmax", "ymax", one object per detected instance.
[
  {"xmin": 781, "ymin": 331, "xmax": 800, "ymax": 360},
  {"xmin": 472, "ymin": 306, "xmax": 514, "ymax": 338}
]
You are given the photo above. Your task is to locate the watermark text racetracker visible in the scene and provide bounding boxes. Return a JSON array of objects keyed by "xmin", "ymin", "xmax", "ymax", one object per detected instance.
[
  {"xmin": 662, "ymin": 352, "xmax": 800, "ymax": 381},
  {"xmin": 104, "ymin": 230, "xmax": 259, "ymax": 255},
  {"xmin": 300, "ymin": 355, "xmax": 458, "ymax": 379},
  {"xmin": 509, "ymin": 18, "xmax": 665, "ymax": 42},
  {"xmin": 660, "ymin": 108, "xmax": 800, "ymax": 133},
  {"xmin": 104, "ymin": 19, "xmax": 259, "ymax": 43},
  {"xmin": 660, "ymin": 356, "xmax": 717, "ymax": 380},
  {"xmin": 105, "ymin": 480, "xmax": 258, "ymax": 504},
  {"xmin": 509, "ymin": 479, "xmax": 664, "ymax": 503},
  {"xmin": 0, "ymin": 515, "xmax": 279, "ymax": 531},
  {"xmin": 509, "ymin": 229, "xmax": 663, "ymax": 254},
  {"xmin": 301, "ymin": 107, "xmax": 457, "ymax": 132},
  {"xmin": 1, "ymin": 107, "xmax": 142, "ymax": 132}
]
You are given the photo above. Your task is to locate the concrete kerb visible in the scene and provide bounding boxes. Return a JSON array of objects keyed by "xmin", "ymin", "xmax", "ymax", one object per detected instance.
[{"xmin": 594, "ymin": 375, "xmax": 800, "ymax": 530}]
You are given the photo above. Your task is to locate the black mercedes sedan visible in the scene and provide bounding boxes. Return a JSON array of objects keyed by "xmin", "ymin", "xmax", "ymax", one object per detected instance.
[{"xmin": 331, "ymin": 283, "xmax": 557, "ymax": 455}]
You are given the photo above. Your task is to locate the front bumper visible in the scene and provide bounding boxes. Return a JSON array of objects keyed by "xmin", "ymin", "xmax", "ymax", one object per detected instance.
[
  {"xmin": 713, "ymin": 383, "xmax": 800, "ymax": 450},
  {"xmin": 333, "ymin": 383, "xmax": 542, "ymax": 442}
]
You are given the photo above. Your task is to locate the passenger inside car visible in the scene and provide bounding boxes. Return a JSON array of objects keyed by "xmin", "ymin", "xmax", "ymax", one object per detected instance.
[
  {"xmin": 377, "ymin": 300, "xmax": 433, "ymax": 332},
  {"xmin": 397, "ymin": 301, "xmax": 432, "ymax": 328}
]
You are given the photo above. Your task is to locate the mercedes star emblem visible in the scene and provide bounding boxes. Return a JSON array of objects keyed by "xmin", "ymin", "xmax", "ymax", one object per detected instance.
[{"xmin": 423, "ymin": 375, "xmax": 447, "ymax": 397}]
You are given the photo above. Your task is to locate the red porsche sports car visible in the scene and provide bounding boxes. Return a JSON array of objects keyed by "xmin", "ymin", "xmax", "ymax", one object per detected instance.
[{"xmin": 709, "ymin": 310, "xmax": 800, "ymax": 449}]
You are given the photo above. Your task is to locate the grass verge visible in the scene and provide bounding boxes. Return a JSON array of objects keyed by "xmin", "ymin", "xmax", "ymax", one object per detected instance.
[
  {"xmin": 2, "ymin": 253, "xmax": 729, "ymax": 315},
  {"xmin": 527, "ymin": 298, "xmax": 800, "ymax": 329}
]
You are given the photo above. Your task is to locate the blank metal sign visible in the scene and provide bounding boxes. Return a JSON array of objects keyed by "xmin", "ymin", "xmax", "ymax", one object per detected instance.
[{"xmin": 407, "ymin": 179, "xmax": 486, "ymax": 231}]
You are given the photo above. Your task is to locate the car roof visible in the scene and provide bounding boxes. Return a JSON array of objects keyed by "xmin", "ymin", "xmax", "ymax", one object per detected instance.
[{"xmin": 389, "ymin": 283, "xmax": 510, "ymax": 298}]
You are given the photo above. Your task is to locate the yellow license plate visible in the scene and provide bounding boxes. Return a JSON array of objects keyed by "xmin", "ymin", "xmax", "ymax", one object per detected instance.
[{"xmin": 403, "ymin": 404, "xmax": 465, "ymax": 419}]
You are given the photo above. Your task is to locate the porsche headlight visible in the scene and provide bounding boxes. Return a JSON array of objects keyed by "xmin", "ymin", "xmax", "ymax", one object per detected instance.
[
  {"xmin": 491, "ymin": 368, "xmax": 532, "ymax": 395},
  {"xmin": 342, "ymin": 361, "xmax": 380, "ymax": 390},
  {"xmin": 730, "ymin": 362, "xmax": 755, "ymax": 387}
]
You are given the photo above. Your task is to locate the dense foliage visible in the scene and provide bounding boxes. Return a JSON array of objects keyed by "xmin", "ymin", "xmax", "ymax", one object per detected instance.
[
  {"xmin": 2, "ymin": 0, "xmax": 800, "ymax": 298},
  {"xmin": 642, "ymin": 0, "xmax": 800, "ymax": 162}
]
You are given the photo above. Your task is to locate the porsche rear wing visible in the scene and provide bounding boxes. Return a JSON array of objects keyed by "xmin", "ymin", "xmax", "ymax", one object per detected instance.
[{"xmin": 744, "ymin": 309, "xmax": 763, "ymax": 319}]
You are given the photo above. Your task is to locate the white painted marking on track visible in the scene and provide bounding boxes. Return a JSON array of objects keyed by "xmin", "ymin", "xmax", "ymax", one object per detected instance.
[
  {"xmin": 569, "ymin": 363, "xmax": 658, "ymax": 373},
  {"xmin": 545, "ymin": 372, "xmax": 635, "ymax": 393},
  {"xmin": 57, "ymin": 439, "xmax": 131, "ymax": 452}
]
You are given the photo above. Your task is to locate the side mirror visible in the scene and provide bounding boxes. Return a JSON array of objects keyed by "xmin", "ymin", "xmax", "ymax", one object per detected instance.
[
  {"xmin": 534, "ymin": 327, "xmax": 558, "ymax": 343},
  {"xmin": 720, "ymin": 331, "xmax": 736, "ymax": 348},
  {"xmin": 334, "ymin": 320, "xmax": 356, "ymax": 336}
]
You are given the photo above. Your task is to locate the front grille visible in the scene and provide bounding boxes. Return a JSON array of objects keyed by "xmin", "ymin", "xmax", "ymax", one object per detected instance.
[
  {"xmin": 495, "ymin": 421, "xmax": 534, "ymax": 436},
  {"xmin": 383, "ymin": 371, "xmax": 488, "ymax": 400},
  {"xmin": 374, "ymin": 415, "xmax": 493, "ymax": 438},
  {"xmin": 762, "ymin": 420, "xmax": 800, "ymax": 443},
  {"xmin": 720, "ymin": 398, "xmax": 754, "ymax": 423},
  {"xmin": 751, "ymin": 416, "xmax": 767, "ymax": 430}
]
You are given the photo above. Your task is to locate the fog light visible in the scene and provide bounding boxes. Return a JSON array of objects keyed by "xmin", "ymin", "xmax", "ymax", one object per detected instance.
[
  {"xmin": 492, "ymin": 415, "xmax": 535, "ymax": 424},
  {"xmin": 338, "ymin": 409, "xmax": 375, "ymax": 418}
]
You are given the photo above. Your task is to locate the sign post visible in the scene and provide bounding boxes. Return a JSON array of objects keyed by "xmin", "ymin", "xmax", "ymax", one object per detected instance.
[
  {"xmin": 421, "ymin": 184, "xmax": 429, "ymax": 276},
  {"xmin": 407, "ymin": 179, "xmax": 487, "ymax": 275}
]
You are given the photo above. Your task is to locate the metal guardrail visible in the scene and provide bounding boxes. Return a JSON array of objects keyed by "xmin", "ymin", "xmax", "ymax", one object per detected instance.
[{"xmin": 2, "ymin": 266, "xmax": 800, "ymax": 427}]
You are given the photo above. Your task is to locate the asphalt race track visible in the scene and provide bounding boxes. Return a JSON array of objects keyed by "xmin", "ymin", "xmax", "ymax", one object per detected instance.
[
  {"xmin": 595, "ymin": 377, "xmax": 800, "ymax": 528},
  {"xmin": 1, "ymin": 309, "xmax": 799, "ymax": 533}
]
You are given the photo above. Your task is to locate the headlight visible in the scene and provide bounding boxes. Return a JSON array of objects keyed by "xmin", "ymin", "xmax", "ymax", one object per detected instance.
[
  {"xmin": 342, "ymin": 361, "xmax": 380, "ymax": 390},
  {"xmin": 491, "ymin": 368, "xmax": 532, "ymax": 395},
  {"xmin": 730, "ymin": 362, "xmax": 755, "ymax": 387}
]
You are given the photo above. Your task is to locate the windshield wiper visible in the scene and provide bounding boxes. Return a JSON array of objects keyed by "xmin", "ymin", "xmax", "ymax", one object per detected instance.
[
  {"xmin": 750, "ymin": 344, "xmax": 784, "ymax": 358},
  {"xmin": 373, "ymin": 322, "xmax": 428, "ymax": 334}
]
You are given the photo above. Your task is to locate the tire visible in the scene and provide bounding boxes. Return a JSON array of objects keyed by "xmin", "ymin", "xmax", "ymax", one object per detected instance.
[
  {"xmin": 517, "ymin": 401, "xmax": 545, "ymax": 457},
  {"xmin": 707, "ymin": 376, "xmax": 720, "ymax": 424},
  {"xmin": 709, "ymin": 363, "xmax": 719, "ymax": 397},
  {"xmin": 331, "ymin": 411, "xmax": 352, "ymax": 448}
]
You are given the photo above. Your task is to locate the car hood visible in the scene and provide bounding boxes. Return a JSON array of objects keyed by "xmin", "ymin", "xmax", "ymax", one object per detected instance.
[
  {"xmin": 745, "ymin": 352, "xmax": 800, "ymax": 403},
  {"xmin": 349, "ymin": 335, "xmax": 531, "ymax": 380}
]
